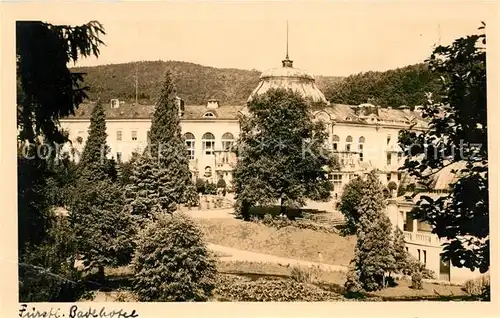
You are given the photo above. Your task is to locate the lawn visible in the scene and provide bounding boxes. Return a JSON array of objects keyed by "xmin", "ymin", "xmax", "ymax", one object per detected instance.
[{"xmin": 196, "ymin": 217, "xmax": 356, "ymax": 266}]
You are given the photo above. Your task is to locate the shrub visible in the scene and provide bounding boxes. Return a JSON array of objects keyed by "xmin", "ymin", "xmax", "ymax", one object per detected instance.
[
  {"xmin": 216, "ymin": 178, "xmax": 226, "ymax": 189},
  {"xmin": 404, "ymin": 256, "xmax": 436, "ymax": 279},
  {"xmin": 387, "ymin": 181, "xmax": 398, "ymax": 191},
  {"xmin": 214, "ymin": 275, "xmax": 342, "ymax": 301},
  {"xmin": 411, "ymin": 271, "xmax": 423, "ymax": 289},
  {"xmin": 463, "ymin": 275, "xmax": 490, "ymax": 299},
  {"xmin": 132, "ymin": 212, "xmax": 217, "ymax": 301},
  {"xmin": 196, "ymin": 178, "xmax": 205, "ymax": 194},
  {"xmin": 19, "ymin": 216, "xmax": 83, "ymax": 302},
  {"xmin": 290, "ymin": 265, "xmax": 319, "ymax": 284},
  {"xmin": 344, "ymin": 265, "xmax": 363, "ymax": 296}
]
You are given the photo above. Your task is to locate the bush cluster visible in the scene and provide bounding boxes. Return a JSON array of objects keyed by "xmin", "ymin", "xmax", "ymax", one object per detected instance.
[
  {"xmin": 258, "ymin": 214, "xmax": 338, "ymax": 234},
  {"xmin": 214, "ymin": 275, "xmax": 343, "ymax": 301},
  {"xmin": 132, "ymin": 212, "xmax": 217, "ymax": 301},
  {"xmin": 463, "ymin": 275, "xmax": 490, "ymax": 300}
]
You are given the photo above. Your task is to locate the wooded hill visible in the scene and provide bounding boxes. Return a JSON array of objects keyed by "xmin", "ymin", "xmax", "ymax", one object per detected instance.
[{"xmin": 72, "ymin": 61, "xmax": 441, "ymax": 107}]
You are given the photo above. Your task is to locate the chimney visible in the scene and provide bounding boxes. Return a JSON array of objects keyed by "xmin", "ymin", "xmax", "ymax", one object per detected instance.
[
  {"xmin": 206, "ymin": 99, "xmax": 219, "ymax": 109},
  {"xmin": 175, "ymin": 96, "xmax": 185, "ymax": 117}
]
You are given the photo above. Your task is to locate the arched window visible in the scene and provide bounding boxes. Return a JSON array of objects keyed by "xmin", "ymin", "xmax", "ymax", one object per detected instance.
[
  {"xmin": 184, "ymin": 132, "xmax": 195, "ymax": 160},
  {"xmin": 345, "ymin": 136, "xmax": 352, "ymax": 152},
  {"xmin": 203, "ymin": 112, "xmax": 216, "ymax": 118},
  {"xmin": 221, "ymin": 132, "xmax": 235, "ymax": 151},
  {"xmin": 332, "ymin": 135, "xmax": 339, "ymax": 151},
  {"xmin": 358, "ymin": 136, "xmax": 365, "ymax": 161},
  {"xmin": 202, "ymin": 132, "xmax": 215, "ymax": 155}
]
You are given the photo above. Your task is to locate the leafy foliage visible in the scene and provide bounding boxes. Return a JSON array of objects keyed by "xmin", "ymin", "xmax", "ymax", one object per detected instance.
[
  {"xmin": 19, "ymin": 216, "xmax": 82, "ymax": 302},
  {"xmin": 324, "ymin": 63, "xmax": 442, "ymax": 108},
  {"xmin": 338, "ymin": 176, "xmax": 365, "ymax": 235},
  {"xmin": 398, "ymin": 23, "xmax": 488, "ymax": 273},
  {"xmin": 132, "ymin": 213, "xmax": 217, "ymax": 301},
  {"xmin": 234, "ymin": 88, "xmax": 337, "ymax": 220},
  {"xmin": 348, "ymin": 171, "xmax": 395, "ymax": 291},
  {"xmin": 16, "ymin": 21, "xmax": 105, "ymax": 143}
]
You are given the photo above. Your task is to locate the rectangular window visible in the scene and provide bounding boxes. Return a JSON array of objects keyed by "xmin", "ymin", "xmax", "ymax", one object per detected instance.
[
  {"xmin": 387, "ymin": 173, "xmax": 391, "ymax": 182},
  {"xmin": 131, "ymin": 130, "xmax": 138, "ymax": 141},
  {"xmin": 405, "ymin": 247, "xmax": 409, "ymax": 252},
  {"xmin": 203, "ymin": 141, "xmax": 215, "ymax": 155},
  {"xmin": 116, "ymin": 130, "xmax": 122, "ymax": 141},
  {"xmin": 116, "ymin": 152, "xmax": 122, "ymax": 164},
  {"xmin": 185, "ymin": 140, "xmax": 195, "ymax": 160},
  {"xmin": 387, "ymin": 153, "xmax": 392, "ymax": 166},
  {"xmin": 387, "ymin": 135, "xmax": 391, "ymax": 145},
  {"xmin": 359, "ymin": 144, "xmax": 364, "ymax": 161},
  {"xmin": 423, "ymin": 250, "xmax": 427, "ymax": 265},
  {"xmin": 417, "ymin": 249, "xmax": 421, "ymax": 261},
  {"xmin": 333, "ymin": 143, "xmax": 338, "ymax": 151},
  {"xmin": 397, "ymin": 152, "xmax": 403, "ymax": 163},
  {"xmin": 346, "ymin": 144, "xmax": 351, "ymax": 152},
  {"xmin": 332, "ymin": 174, "xmax": 342, "ymax": 191}
]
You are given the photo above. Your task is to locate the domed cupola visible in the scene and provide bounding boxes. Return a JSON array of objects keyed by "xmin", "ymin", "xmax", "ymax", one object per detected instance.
[{"xmin": 247, "ymin": 24, "xmax": 329, "ymax": 105}]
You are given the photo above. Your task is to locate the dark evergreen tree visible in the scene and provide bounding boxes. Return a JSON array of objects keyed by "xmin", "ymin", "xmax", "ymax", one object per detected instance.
[
  {"xmin": 338, "ymin": 176, "xmax": 366, "ymax": 235},
  {"xmin": 124, "ymin": 71, "xmax": 198, "ymax": 225},
  {"xmin": 132, "ymin": 212, "xmax": 217, "ymax": 301},
  {"xmin": 399, "ymin": 23, "xmax": 489, "ymax": 273},
  {"xmin": 16, "ymin": 20, "xmax": 105, "ymax": 301},
  {"xmin": 149, "ymin": 71, "xmax": 197, "ymax": 211},
  {"xmin": 78, "ymin": 101, "xmax": 116, "ymax": 181},
  {"xmin": 69, "ymin": 101, "xmax": 133, "ymax": 281},
  {"xmin": 233, "ymin": 88, "xmax": 337, "ymax": 220},
  {"xmin": 350, "ymin": 171, "xmax": 395, "ymax": 291},
  {"xmin": 392, "ymin": 226, "xmax": 409, "ymax": 274},
  {"xmin": 69, "ymin": 180, "xmax": 134, "ymax": 281}
]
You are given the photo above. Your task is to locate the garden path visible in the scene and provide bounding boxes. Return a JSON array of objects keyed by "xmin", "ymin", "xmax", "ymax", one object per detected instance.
[{"xmin": 207, "ymin": 243, "xmax": 348, "ymax": 272}]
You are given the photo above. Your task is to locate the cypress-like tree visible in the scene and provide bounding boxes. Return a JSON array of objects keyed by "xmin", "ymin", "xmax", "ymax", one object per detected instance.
[
  {"xmin": 69, "ymin": 101, "xmax": 133, "ymax": 281},
  {"xmin": 124, "ymin": 71, "xmax": 198, "ymax": 224},
  {"xmin": 393, "ymin": 226, "xmax": 409, "ymax": 274},
  {"xmin": 78, "ymin": 101, "xmax": 116, "ymax": 181},
  {"xmin": 348, "ymin": 171, "xmax": 395, "ymax": 291}
]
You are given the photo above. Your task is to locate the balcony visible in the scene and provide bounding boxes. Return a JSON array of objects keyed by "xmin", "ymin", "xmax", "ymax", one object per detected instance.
[
  {"xmin": 214, "ymin": 150, "xmax": 237, "ymax": 170},
  {"xmin": 332, "ymin": 150, "xmax": 359, "ymax": 170},
  {"xmin": 403, "ymin": 231, "xmax": 442, "ymax": 247}
]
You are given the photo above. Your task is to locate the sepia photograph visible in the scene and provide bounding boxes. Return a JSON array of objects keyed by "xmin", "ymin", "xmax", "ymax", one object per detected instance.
[{"xmin": 1, "ymin": 1, "xmax": 498, "ymax": 316}]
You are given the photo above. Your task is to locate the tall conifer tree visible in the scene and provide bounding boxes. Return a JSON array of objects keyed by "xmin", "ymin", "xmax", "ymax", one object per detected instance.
[
  {"xmin": 124, "ymin": 71, "xmax": 197, "ymax": 224},
  {"xmin": 348, "ymin": 171, "xmax": 395, "ymax": 291},
  {"xmin": 69, "ymin": 101, "xmax": 133, "ymax": 281}
]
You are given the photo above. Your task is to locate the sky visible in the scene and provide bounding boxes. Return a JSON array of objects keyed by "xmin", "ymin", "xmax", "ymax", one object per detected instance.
[{"xmin": 13, "ymin": 1, "xmax": 494, "ymax": 77}]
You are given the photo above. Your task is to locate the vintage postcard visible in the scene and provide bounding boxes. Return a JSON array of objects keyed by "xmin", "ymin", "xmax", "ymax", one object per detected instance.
[{"xmin": 1, "ymin": 1, "xmax": 498, "ymax": 317}]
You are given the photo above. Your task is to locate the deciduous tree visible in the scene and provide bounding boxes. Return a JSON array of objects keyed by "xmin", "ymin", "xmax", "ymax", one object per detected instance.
[
  {"xmin": 234, "ymin": 88, "xmax": 337, "ymax": 220},
  {"xmin": 399, "ymin": 23, "xmax": 488, "ymax": 273}
]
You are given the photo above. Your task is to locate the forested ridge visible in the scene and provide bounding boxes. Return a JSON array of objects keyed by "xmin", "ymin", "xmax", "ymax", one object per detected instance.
[{"xmin": 72, "ymin": 61, "xmax": 441, "ymax": 107}]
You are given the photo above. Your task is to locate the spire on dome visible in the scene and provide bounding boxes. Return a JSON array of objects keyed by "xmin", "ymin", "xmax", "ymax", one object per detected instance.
[{"xmin": 282, "ymin": 21, "xmax": 293, "ymax": 68}]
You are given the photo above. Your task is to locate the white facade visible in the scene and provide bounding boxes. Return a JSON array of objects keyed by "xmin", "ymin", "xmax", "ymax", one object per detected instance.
[{"xmin": 386, "ymin": 191, "xmax": 486, "ymax": 284}]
